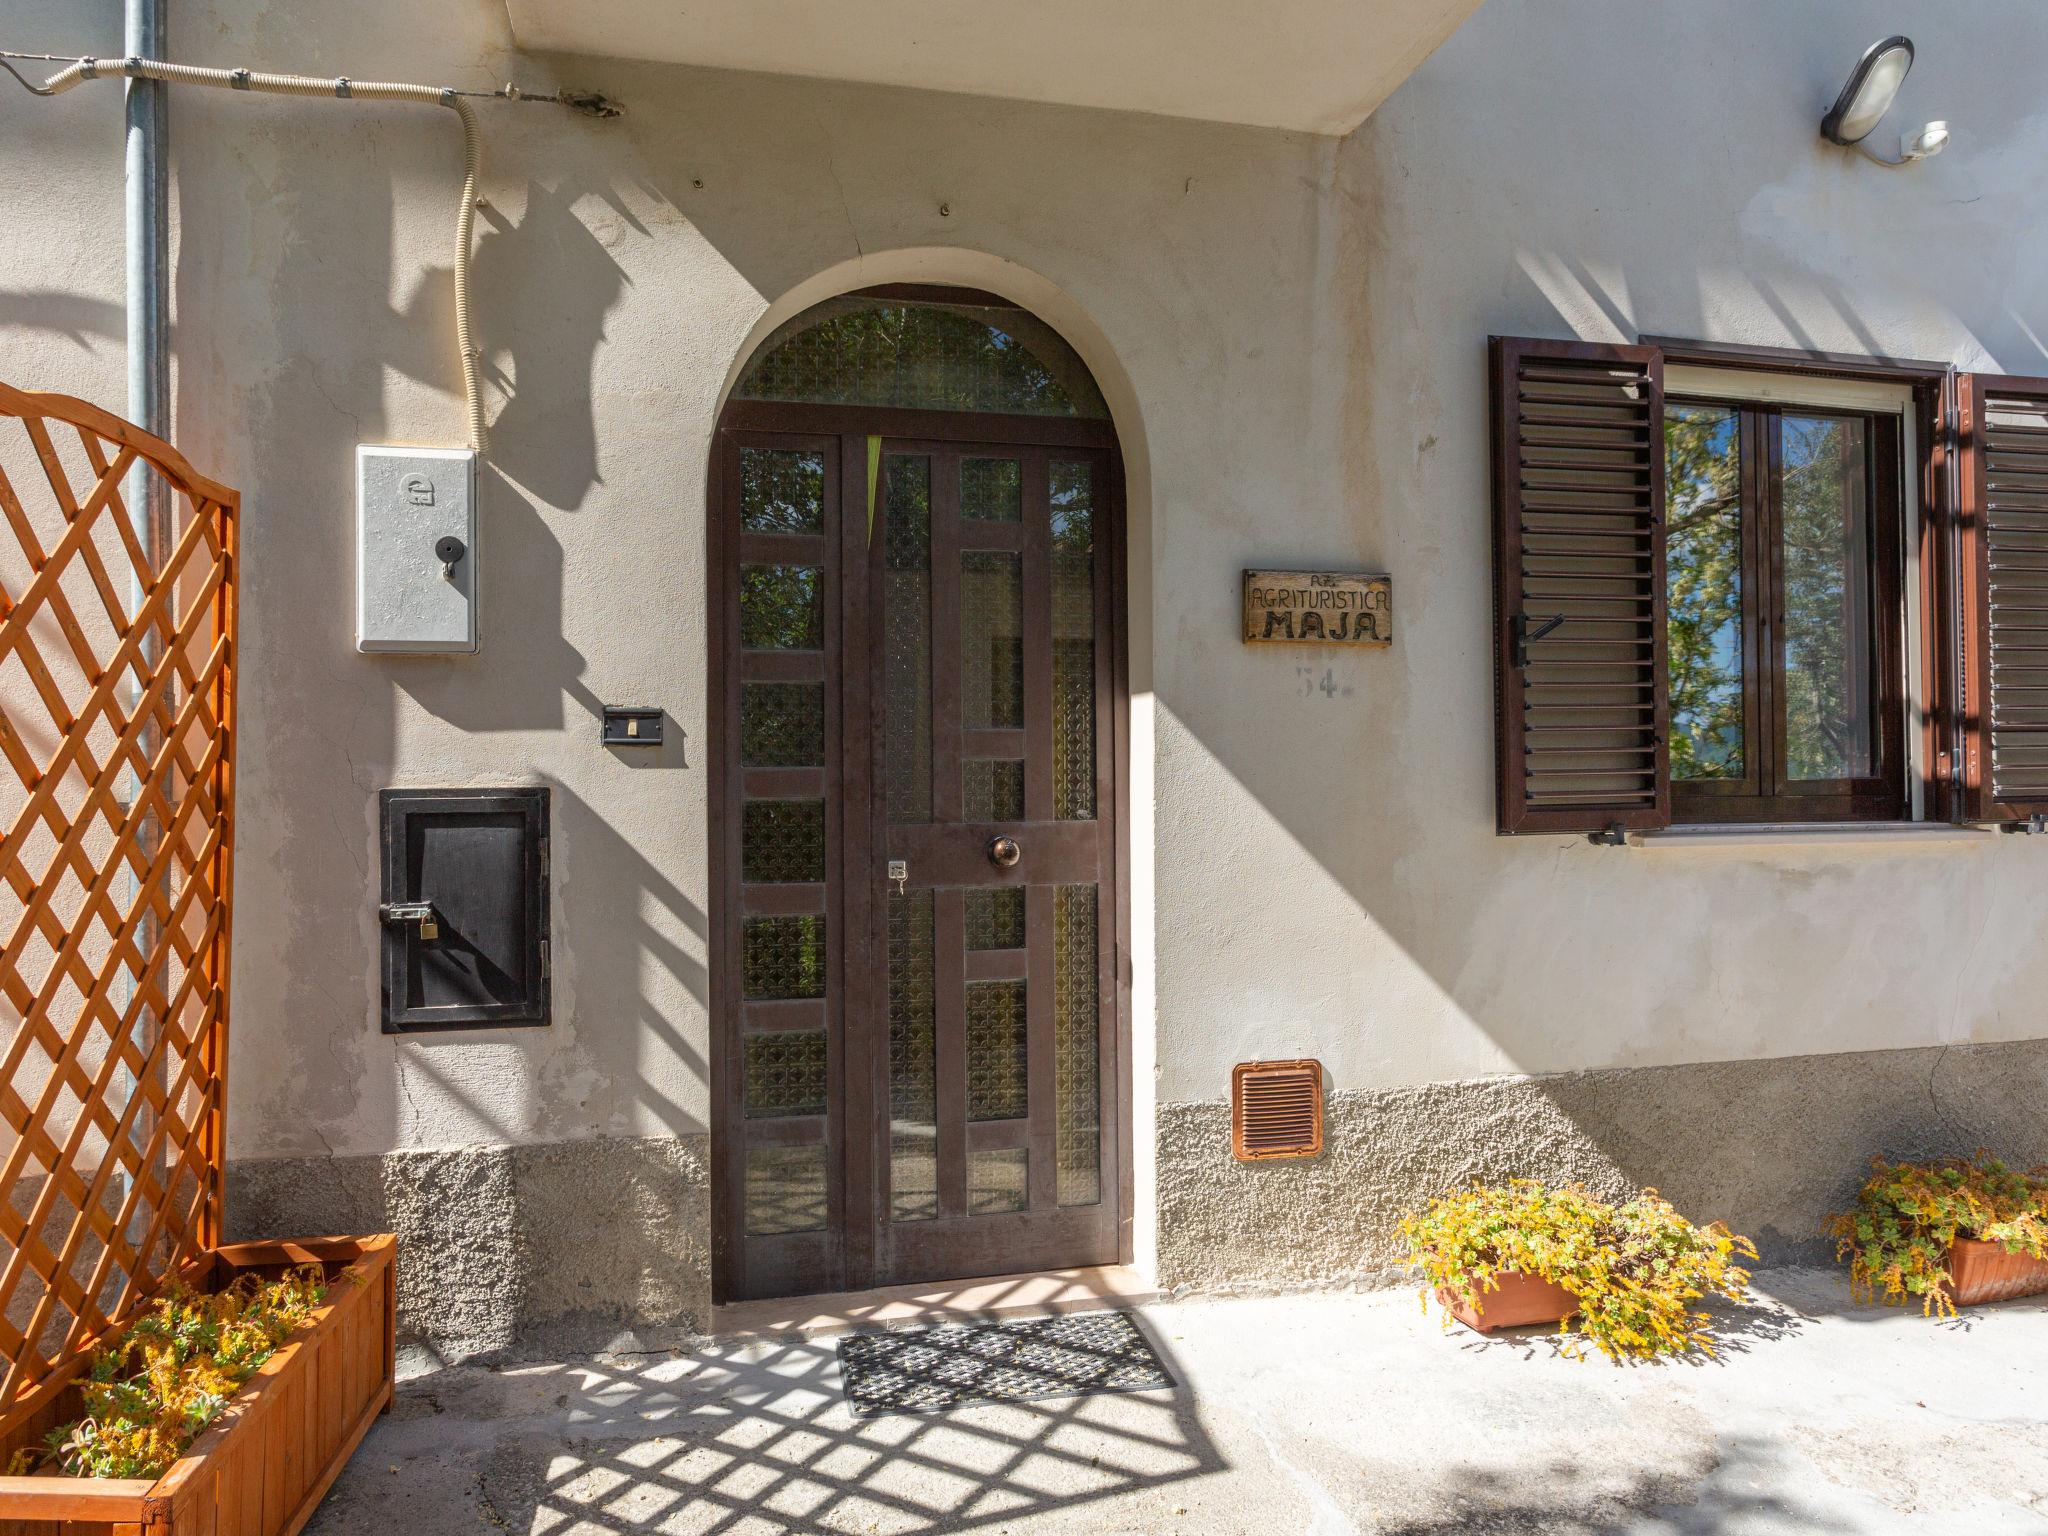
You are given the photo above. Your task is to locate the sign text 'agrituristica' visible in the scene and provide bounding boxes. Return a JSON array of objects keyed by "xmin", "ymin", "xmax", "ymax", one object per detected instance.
[{"xmin": 1242, "ymin": 569, "xmax": 1392, "ymax": 647}]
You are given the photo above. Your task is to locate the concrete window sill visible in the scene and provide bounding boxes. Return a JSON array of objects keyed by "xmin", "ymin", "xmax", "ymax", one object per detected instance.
[{"xmin": 1629, "ymin": 822, "xmax": 2004, "ymax": 849}]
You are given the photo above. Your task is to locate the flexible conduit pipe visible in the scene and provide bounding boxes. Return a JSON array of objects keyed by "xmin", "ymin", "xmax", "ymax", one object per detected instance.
[{"xmin": 38, "ymin": 56, "xmax": 489, "ymax": 453}]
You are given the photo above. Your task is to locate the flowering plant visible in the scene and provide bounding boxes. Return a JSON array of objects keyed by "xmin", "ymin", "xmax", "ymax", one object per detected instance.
[
  {"xmin": 1826, "ymin": 1152, "xmax": 2048, "ymax": 1318},
  {"xmin": 9, "ymin": 1266, "xmax": 326, "ymax": 1479},
  {"xmin": 1400, "ymin": 1179, "xmax": 1756, "ymax": 1362}
]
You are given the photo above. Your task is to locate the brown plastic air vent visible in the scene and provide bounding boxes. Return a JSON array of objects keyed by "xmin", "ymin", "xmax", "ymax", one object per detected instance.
[{"xmin": 1231, "ymin": 1059, "xmax": 1324, "ymax": 1161}]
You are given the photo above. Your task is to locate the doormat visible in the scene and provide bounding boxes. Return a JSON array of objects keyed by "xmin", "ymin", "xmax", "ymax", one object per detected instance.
[{"xmin": 837, "ymin": 1310, "xmax": 1174, "ymax": 1417}]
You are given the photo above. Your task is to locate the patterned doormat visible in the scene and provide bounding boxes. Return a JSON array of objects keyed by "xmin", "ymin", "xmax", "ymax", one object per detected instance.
[{"xmin": 837, "ymin": 1310, "xmax": 1175, "ymax": 1417}]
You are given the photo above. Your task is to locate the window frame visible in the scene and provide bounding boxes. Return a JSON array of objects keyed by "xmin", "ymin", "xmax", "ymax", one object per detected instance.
[
  {"xmin": 1663, "ymin": 390, "xmax": 1909, "ymax": 824},
  {"xmin": 1647, "ymin": 340, "xmax": 1955, "ymax": 828}
]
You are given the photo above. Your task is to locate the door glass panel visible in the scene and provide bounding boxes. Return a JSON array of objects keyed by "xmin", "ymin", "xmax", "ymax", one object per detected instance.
[
  {"xmin": 744, "ymin": 1032, "xmax": 827, "ymax": 1118},
  {"xmin": 734, "ymin": 294, "xmax": 1110, "ymax": 419},
  {"xmin": 745, "ymin": 1146, "xmax": 826, "ymax": 1234},
  {"xmin": 741, "ymin": 800, "xmax": 825, "ymax": 884},
  {"xmin": 964, "ymin": 887, "xmax": 1025, "ymax": 950},
  {"xmin": 962, "ymin": 552, "xmax": 1024, "ymax": 730},
  {"xmin": 964, "ymin": 759, "xmax": 1025, "ymax": 821},
  {"xmin": 962, "ymin": 458, "xmax": 1023, "ymax": 521},
  {"xmin": 1781, "ymin": 414, "xmax": 1876, "ymax": 781},
  {"xmin": 1665, "ymin": 404, "xmax": 1746, "ymax": 780},
  {"xmin": 740, "ymin": 565, "xmax": 823, "ymax": 651},
  {"xmin": 1055, "ymin": 884, "xmax": 1100, "ymax": 1207},
  {"xmin": 1051, "ymin": 462, "xmax": 1097, "ymax": 819},
  {"xmin": 738, "ymin": 448, "xmax": 826, "ymax": 534},
  {"xmin": 888, "ymin": 891, "xmax": 938, "ymax": 1222},
  {"xmin": 965, "ymin": 979, "xmax": 1029, "ymax": 1120},
  {"xmin": 968, "ymin": 1148, "xmax": 1028, "ymax": 1215},
  {"xmin": 884, "ymin": 458, "xmax": 933, "ymax": 824},
  {"xmin": 740, "ymin": 682, "xmax": 825, "ymax": 767},
  {"xmin": 741, "ymin": 914, "xmax": 825, "ymax": 998}
]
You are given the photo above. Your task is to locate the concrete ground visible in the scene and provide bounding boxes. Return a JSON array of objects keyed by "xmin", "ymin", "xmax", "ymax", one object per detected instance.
[{"xmin": 306, "ymin": 1270, "xmax": 2048, "ymax": 1535}]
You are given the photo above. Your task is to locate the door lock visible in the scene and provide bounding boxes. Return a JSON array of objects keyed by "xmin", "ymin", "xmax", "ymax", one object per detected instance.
[
  {"xmin": 378, "ymin": 900, "xmax": 440, "ymax": 941},
  {"xmin": 887, "ymin": 859, "xmax": 908, "ymax": 895}
]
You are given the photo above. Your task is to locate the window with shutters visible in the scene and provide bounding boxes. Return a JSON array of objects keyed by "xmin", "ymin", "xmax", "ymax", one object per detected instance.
[{"xmin": 1488, "ymin": 336, "xmax": 1987, "ymax": 837}]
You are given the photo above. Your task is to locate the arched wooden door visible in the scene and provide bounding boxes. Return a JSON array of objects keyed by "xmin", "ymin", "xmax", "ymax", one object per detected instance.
[{"xmin": 708, "ymin": 288, "xmax": 1128, "ymax": 1302}]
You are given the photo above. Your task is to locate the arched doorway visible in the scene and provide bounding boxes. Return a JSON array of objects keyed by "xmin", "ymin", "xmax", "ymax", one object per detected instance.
[{"xmin": 709, "ymin": 285, "xmax": 1128, "ymax": 1302}]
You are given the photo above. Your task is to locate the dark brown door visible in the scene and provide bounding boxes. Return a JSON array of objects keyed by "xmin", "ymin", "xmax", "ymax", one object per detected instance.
[{"xmin": 711, "ymin": 406, "xmax": 1125, "ymax": 1303}]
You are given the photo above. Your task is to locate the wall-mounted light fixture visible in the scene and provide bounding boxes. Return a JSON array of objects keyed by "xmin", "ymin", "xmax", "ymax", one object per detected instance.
[{"xmin": 1820, "ymin": 34, "xmax": 1949, "ymax": 165}]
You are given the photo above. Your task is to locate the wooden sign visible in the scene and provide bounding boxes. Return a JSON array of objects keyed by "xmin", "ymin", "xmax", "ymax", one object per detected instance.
[{"xmin": 1242, "ymin": 569, "xmax": 1392, "ymax": 646}]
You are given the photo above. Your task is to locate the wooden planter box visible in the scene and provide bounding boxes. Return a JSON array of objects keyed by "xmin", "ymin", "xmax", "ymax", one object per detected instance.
[
  {"xmin": 0, "ymin": 1235, "xmax": 395, "ymax": 1536},
  {"xmin": 1437, "ymin": 1271, "xmax": 1579, "ymax": 1333},
  {"xmin": 1946, "ymin": 1236, "xmax": 2048, "ymax": 1309}
]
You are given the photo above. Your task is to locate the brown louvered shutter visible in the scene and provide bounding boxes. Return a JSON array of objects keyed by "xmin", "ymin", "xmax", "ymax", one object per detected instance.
[
  {"xmin": 1957, "ymin": 374, "xmax": 2048, "ymax": 820},
  {"xmin": 1489, "ymin": 337, "xmax": 1670, "ymax": 835}
]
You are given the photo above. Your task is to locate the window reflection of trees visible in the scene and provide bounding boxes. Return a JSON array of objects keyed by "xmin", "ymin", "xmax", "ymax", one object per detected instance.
[
  {"xmin": 1780, "ymin": 416, "xmax": 1872, "ymax": 781},
  {"xmin": 1664, "ymin": 404, "xmax": 1745, "ymax": 780},
  {"xmin": 1665, "ymin": 405, "xmax": 1876, "ymax": 787}
]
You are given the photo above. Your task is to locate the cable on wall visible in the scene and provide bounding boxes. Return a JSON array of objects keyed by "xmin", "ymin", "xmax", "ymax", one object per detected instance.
[{"xmin": 2, "ymin": 50, "xmax": 623, "ymax": 455}]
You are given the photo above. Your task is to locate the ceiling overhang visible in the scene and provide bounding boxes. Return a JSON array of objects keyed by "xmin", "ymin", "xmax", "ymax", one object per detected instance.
[{"xmin": 503, "ymin": 0, "xmax": 1484, "ymax": 137}]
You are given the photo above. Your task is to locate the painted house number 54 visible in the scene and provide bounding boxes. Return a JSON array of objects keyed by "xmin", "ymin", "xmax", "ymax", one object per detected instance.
[{"xmin": 1296, "ymin": 665, "xmax": 1353, "ymax": 700}]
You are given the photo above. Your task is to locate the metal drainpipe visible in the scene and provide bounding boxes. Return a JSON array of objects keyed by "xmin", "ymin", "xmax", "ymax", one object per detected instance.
[
  {"xmin": 123, "ymin": 0, "xmax": 168, "ymax": 1234},
  {"xmin": 127, "ymin": 0, "xmax": 168, "ymax": 459}
]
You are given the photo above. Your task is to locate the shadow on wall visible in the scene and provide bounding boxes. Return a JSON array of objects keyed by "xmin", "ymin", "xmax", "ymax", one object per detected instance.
[
  {"xmin": 17, "ymin": 15, "xmax": 2048, "ymax": 1308},
  {"xmin": 1146, "ymin": 2, "xmax": 2048, "ymax": 1287}
]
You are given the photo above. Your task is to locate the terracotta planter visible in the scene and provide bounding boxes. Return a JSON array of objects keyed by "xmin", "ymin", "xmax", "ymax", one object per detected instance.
[
  {"xmin": 1437, "ymin": 1271, "xmax": 1579, "ymax": 1333},
  {"xmin": 0, "ymin": 1234, "xmax": 394, "ymax": 1536},
  {"xmin": 1945, "ymin": 1236, "xmax": 2048, "ymax": 1308}
]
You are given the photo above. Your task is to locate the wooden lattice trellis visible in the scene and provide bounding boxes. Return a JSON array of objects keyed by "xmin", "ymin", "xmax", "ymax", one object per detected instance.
[{"xmin": 0, "ymin": 381, "xmax": 237, "ymax": 1430}]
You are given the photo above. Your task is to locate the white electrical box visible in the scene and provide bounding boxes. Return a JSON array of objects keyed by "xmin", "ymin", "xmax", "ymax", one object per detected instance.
[{"xmin": 355, "ymin": 445, "xmax": 478, "ymax": 653}]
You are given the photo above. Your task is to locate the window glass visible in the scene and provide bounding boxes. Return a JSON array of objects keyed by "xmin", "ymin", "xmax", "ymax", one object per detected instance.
[
  {"xmin": 1664, "ymin": 395, "xmax": 1897, "ymax": 819},
  {"xmin": 1665, "ymin": 404, "xmax": 1746, "ymax": 780},
  {"xmin": 736, "ymin": 293, "xmax": 1110, "ymax": 419},
  {"xmin": 1780, "ymin": 414, "xmax": 1876, "ymax": 781}
]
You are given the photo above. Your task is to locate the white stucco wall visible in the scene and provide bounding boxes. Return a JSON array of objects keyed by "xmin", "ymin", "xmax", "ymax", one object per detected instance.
[
  {"xmin": 3, "ymin": 0, "xmax": 2046, "ymax": 1183},
  {"xmin": 1160, "ymin": 0, "xmax": 2048, "ymax": 1102}
]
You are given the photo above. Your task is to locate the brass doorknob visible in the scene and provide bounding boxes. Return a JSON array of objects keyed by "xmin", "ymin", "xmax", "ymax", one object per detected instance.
[{"xmin": 987, "ymin": 836, "xmax": 1021, "ymax": 869}]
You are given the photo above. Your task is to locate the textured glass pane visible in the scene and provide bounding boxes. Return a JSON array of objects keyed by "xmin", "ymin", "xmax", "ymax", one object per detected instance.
[
  {"xmin": 1055, "ymin": 884, "xmax": 1100, "ymax": 1207},
  {"xmin": 966, "ymin": 979, "xmax": 1028, "ymax": 1121},
  {"xmin": 738, "ymin": 448, "xmax": 825, "ymax": 534},
  {"xmin": 745, "ymin": 1146, "xmax": 826, "ymax": 1234},
  {"xmin": 1051, "ymin": 463, "xmax": 1097, "ymax": 819},
  {"xmin": 885, "ymin": 458, "xmax": 933, "ymax": 824},
  {"xmin": 963, "ymin": 552, "xmax": 1024, "ymax": 731},
  {"xmin": 740, "ymin": 682, "xmax": 825, "ymax": 768},
  {"xmin": 739, "ymin": 564, "xmax": 822, "ymax": 651},
  {"xmin": 962, "ymin": 458, "xmax": 1022, "ymax": 521},
  {"xmin": 889, "ymin": 891, "xmax": 937, "ymax": 1222},
  {"xmin": 735, "ymin": 295, "xmax": 1110, "ymax": 419},
  {"xmin": 742, "ymin": 914, "xmax": 825, "ymax": 999},
  {"xmin": 964, "ymin": 759, "xmax": 1024, "ymax": 821},
  {"xmin": 1782, "ymin": 414, "xmax": 1876, "ymax": 781},
  {"xmin": 964, "ymin": 887, "xmax": 1025, "ymax": 951},
  {"xmin": 741, "ymin": 800, "xmax": 825, "ymax": 884},
  {"xmin": 969, "ymin": 1148, "xmax": 1028, "ymax": 1216},
  {"xmin": 744, "ymin": 1031, "xmax": 827, "ymax": 1118},
  {"xmin": 1666, "ymin": 404, "xmax": 1745, "ymax": 780}
]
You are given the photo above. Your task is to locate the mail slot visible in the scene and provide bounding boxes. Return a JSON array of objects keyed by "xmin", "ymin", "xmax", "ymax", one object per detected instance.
[{"xmin": 378, "ymin": 788, "xmax": 550, "ymax": 1032}]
